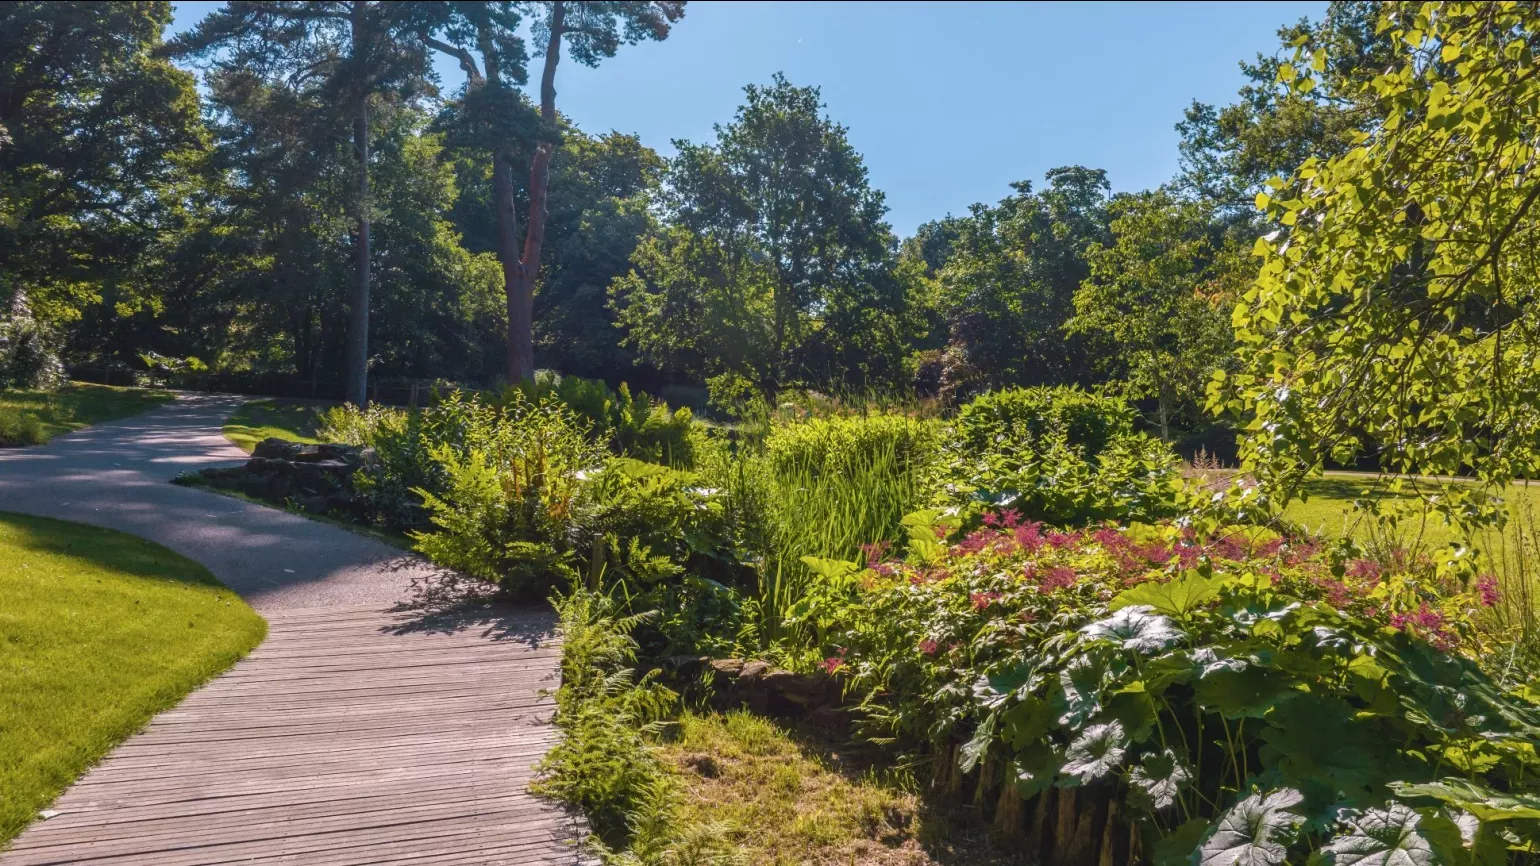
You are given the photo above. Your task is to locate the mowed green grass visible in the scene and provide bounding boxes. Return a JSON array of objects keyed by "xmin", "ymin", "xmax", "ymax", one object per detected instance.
[
  {"xmin": 1284, "ymin": 473, "xmax": 1540, "ymax": 558},
  {"xmin": 223, "ymin": 399, "xmax": 329, "ymax": 453},
  {"xmin": 0, "ymin": 383, "xmax": 174, "ymax": 445},
  {"xmin": 0, "ymin": 512, "xmax": 266, "ymax": 844}
]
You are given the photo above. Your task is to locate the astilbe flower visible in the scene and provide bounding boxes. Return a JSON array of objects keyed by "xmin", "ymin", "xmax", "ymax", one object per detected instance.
[
  {"xmin": 1039, "ymin": 566, "xmax": 1077, "ymax": 591},
  {"xmin": 1346, "ymin": 558, "xmax": 1383, "ymax": 581},
  {"xmin": 918, "ymin": 638, "xmax": 939, "ymax": 656},
  {"xmin": 1390, "ymin": 603, "xmax": 1458, "ymax": 651},
  {"xmin": 954, "ymin": 530, "xmax": 993, "ymax": 555},
  {"xmin": 1475, "ymin": 574, "xmax": 1500, "ymax": 608},
  {"xmin": 970, "ymin": 591, "xmax": 1003, "ymax": 611},
  {"xmin": 1014, "ymin": 521, "xmax": 1045, "ymax": 552},
  {"xmin": 860, "ymin": 540, "xmax": 892, "ymax": 568},
  {"xmin": 1047, "ymin": 530, "xmax": 1079, "ymax": 549},
  {"xmin": 821, "ymin": 657, "xmax": 844, "ymax": 674}
]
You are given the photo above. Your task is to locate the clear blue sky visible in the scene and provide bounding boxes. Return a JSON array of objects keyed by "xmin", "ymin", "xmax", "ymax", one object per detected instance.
[{"xmin": 169, "ymin": 1, "xmax": 1325, "ymax": 236}]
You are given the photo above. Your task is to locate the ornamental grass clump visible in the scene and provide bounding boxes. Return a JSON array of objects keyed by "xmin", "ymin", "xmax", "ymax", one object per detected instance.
[{"xmin": 804, "ymin": 510, "xmax": 1540, "ymax": 864}]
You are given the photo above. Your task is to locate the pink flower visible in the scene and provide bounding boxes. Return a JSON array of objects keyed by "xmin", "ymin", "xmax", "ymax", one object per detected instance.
[
  {"xmin": 1014, "ymin": 521, "xmax": 1045, "ymax": 552},
  {"xmin": 1047, "ymin": 531, "xmax": 1078, "ymax": 549},
  {"xmin": 1346, "ymin": 559, "xmax": 1383, "ymax": 581},
  {"xmin": 982, "ymin": 511, "xmax": 1001, "ymax": 528},
  {"xmin": 954, "ymin": 530, "xmax": 993, "ymax": 555},
  {"xmin": 1475, "ymin": 574, "xmax": 1501, "ymax": 608},
  {"xmin": 1091, "ymin": 527, "xmax": 1127, "ymax": 550},
  {"xmin": 859, "ymin": 540, "xmax": 892, "ymax": 568},
  {"xmin": 1039, "ymin": 566, "xmax": 1077, "ymax": 591},
  {"xmin": 821, "ymin": 657, "xmax": 844, "ymax": 674},
  {"xmin": 918, "ymin": 638, "xmax": 939, "ymax": 656},
  {"xmin": 970, "ymin": 591, "xmax": 1002, "ymax": 611}
]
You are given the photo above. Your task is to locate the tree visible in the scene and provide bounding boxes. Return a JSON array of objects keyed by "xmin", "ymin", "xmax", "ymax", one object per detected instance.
[
  {"xmin": 617, "ymin": 74, "xmax": 904, "ymax": 392},
  {"xmin": 1218, "ymin": 1, "xmax": 1540, "ymax": 526},
  {"xmin": 611, "ymin": 225, "xmax": 776, "ymax": 383},
  {"xmin": 1067, "ymin": 190, "xmax": 1234, "ymax": 440},
  {"xmin": 422, "ymin": 0, "xmax": 684, "ymax": 384},
  {"xmin": 1175, "ymin": 2, "xmax": 1396, "ymax": 211},
  {"xmin": 171, "ymin": 1, "xmax": 432, "ymax": 405},
  {"xmin": 0, "ymin": 1, "xmax": 204, "ymax": 333},
  {"xmin": 937, "ymin": 167, "xmax": 1111, "ymax": 394}
]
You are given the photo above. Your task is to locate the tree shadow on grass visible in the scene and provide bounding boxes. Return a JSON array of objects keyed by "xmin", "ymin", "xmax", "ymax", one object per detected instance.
[{"xmin": 376, "ymin": 556, "xmax": 558, "ymax": 649}]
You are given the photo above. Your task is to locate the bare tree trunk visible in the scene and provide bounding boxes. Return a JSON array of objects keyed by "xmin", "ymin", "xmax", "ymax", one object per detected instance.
[
  {"xmin": 508, "ymin": 0, "xmax": 565, "ymax": 385},
  {"xmin": 344, "ymin": 2, "xmax": 371, "ymax": 406}
]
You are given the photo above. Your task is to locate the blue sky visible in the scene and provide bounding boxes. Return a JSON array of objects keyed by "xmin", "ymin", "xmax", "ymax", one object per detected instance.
[{"xmin": 169, "ymin": 1, "xmax": 1324, "ymax": 236}]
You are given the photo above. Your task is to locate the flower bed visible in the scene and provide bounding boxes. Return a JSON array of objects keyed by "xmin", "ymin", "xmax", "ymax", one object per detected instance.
[{"xmin": 801, "ymin": 512, "xmax": 1540, "ymax": 863}]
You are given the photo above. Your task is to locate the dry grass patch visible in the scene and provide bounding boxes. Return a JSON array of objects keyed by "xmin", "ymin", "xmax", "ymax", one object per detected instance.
[{"xmin": 658, "ymin": 710, "xmax": 1023, "ymax": 866}]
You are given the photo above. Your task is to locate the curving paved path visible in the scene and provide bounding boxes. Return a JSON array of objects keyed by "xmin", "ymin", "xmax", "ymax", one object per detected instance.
[{"xmin": 0, "ymin": 394, "xmax": 584, "ymax": 865}]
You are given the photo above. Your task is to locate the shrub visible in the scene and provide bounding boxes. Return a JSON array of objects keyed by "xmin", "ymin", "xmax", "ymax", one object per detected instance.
[
  {"xmin": 0, "ymin": 408, "xmax": 45, "ymax": 447},
  {"xmin": 318, "ymin": 402, "xmax": 433, "ymax": 530},
  {"xmin": 942, "ymin": 386, "xmax": 1182, "ymax": 526},
  {"xmin": 510, "ymin": 372, "xmax": 701, "ymax": 467},
  {"xmin": 533, "ymin": 587, "xmax": 692, "ymax": 858},
  {"xmin": 407, "ymin": 393, "xmax": 600, "ymax": 598},
  {"xmin": 574, "ymin": 457, "xmax": 747, "ymax": 657},
  {"xmin": 753, "ymin": 413, "xmax": 940, "ymax": 646},
  {"xmin": 0, "ymin": 298, "xmax": 64, "ymax": 391},
  {"xmin": 804, "ymin": 511, "xmax": 1540, "ymax": 863}
]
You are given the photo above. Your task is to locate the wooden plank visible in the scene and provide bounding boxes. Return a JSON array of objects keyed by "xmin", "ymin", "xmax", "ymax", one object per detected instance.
[{"xmin": 3, "ymin": 604, "xmax": 585, "ymax": 866}]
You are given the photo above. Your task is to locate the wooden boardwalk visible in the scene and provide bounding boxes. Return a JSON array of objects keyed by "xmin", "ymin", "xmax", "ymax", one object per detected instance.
[{"xmin": 4, "ymin": 602, "xmax": 586, "ymax": 865}]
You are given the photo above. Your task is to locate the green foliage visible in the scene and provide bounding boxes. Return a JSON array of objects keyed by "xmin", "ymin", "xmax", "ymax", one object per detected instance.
[
  {"xmin": 942, "ymin": 386, "xmax": 1183, "ymax": 526},
  {"xmin": 533, "ymin": 586, "xmax": 683, "ymax": 857},
  {"xmin": 0, "ymin": 407, "xmax": 45, "ymax": 447},
  {"xmin": 935, "ymin": 168, "xmax": 1111, "ymax": 395},
  {"xmin": 808, "ymin": 513, "xmax": 1540, "ymax": 864},
  {"xmin": 613, "ymin": 74, "xmax": 911, "ymax": 392},
  {"xmin": 402, "ymin": 392, "xmax": 599, "ymax": 597},
  {"xmin": 0, "ymin": 294, "xmax": 63, "ymax": 391},
  {"xmin": 1218, "ymin": 3, "xmax": 1540, "ymax": 532},
  {"xmin": 1067, "ymin": 190, "xmax": 1236, "ymax": 439},
  {"xmin": 0, "ymin": 1, "xmax": 205, "ymax": 336},
  {"xmin": 756, "ymin": 413, "xmax": 940, "ymax": 646},
  {"xmin": 513, "ymin": 372, "xmax": 701, "ymax": 467}
]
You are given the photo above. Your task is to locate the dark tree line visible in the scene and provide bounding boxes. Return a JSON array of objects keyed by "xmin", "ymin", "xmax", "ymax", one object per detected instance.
[{"xmin": 0, "ymin": 1, "xmax": 1388, "ymax": 433}]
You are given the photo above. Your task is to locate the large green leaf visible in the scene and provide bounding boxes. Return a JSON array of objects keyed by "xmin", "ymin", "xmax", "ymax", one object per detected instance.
[
  {"xmin": 1129, "ymin": 748, "xmax": 1191, "ymax": 812},
  {"xmin": 1081, "ymin": 604, "xmax": 1185, "ymax": 653},
  {"xmin": 1259, "ymin": 696, "xmax": 1387, "ymax": 796},
  {"xmin": 1195, "ymin": 663, "xmax": 1297, "ymax": 719},
  {"xmin": 1062, "ymin": 721, "xmax": 1127, "ymax": 784},
  {"xmin": 1197, "ymin": 788, "xmax": 1305, "ymax": 866},
  {"xmin": 1389, "ymin": 778, "xmax": 1540, "ymax": 823},
  {"xmin": 1111, "ymin": 570, "xmax": 1223, "ymax": 617},
  {"xmin": 1317, "ymin": 804, "xmax": 1435, "ymax": 866}
]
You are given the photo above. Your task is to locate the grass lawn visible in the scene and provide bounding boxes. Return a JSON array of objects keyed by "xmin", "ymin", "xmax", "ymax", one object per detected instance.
[
  {"xmin": 0, "ymin": 383, "xmax": 174, "ymax": 446},
  {"xmin": 223, "ymin": 399, "xmax": 330, "ymax": 453},
  {"xmin": 0, "ymin": 512, "xmax": 266, "ymax": 845},
  {"xmin": 1284, "ymin": 473, "xmax": 1540, "ymax": 555},
  {"xmin": 659, "ymin": 710, "xmax": 1020, "ymax": 865}
]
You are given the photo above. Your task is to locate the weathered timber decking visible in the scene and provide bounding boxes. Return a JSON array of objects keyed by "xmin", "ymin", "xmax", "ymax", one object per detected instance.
[
  {"xmin": 4, "ymin": 603, "xmax": 580, "ymax": 866},
  {"xmin": 0, "ymin": 395, "xmax": 587, "ymax": 865}
]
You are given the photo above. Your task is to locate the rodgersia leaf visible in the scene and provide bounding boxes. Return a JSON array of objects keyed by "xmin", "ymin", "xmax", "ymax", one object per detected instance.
[
  {"xmin": 1062, "ymin": 721, "xmax": 1127, "ymax": 784},
  {"xmin": 1057, "ymin": 654, "xmax": 1106, "ymax": 727},
  {"xmin": 1318, "ymin": 803, "xmax": 1436, "ymax": 866},
  {"xmin": 1128, "ymin": 748, "xmax": 1191, "ymax": 811},
  {"xmin": 1197, "ymin": 788, "xmax": 1305, "ymax": 866},
  {"xmin": 1080, "ymin": 604, "xmax": 1185, "ymax": 653}
]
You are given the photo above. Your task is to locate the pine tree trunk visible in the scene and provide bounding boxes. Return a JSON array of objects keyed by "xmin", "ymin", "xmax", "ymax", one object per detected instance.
[
  {"xmin": 344, "ymin": 2, "xmax": 371, "ymax": 407},
  {"xmin": 508, "ymin": 0, "xmax": 566, "ymax": 385}
]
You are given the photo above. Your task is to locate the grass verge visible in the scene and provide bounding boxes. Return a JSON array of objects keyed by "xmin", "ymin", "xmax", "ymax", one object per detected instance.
[
  {"xmin": 660, "ymin": 710, "xmax": 1021, "ymax": 866},
  {"xmin": 0, "ymin": 383, "xmax": 174, "ymax": 446},
  {"xmin": 223, "ymin": 399, "xmax": 329, "ymax": 453},
  {"xmin": 535, "ymin": 586, "xmax": 1020, "ymax": 865},
  {"xmin": 0, "ymin": 512, "xmax": 266, "ymax": 844}
]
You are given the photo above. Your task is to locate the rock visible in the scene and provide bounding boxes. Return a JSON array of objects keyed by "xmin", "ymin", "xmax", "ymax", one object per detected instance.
[
  {"xmin": 708, "ymin": 658, "xmax": 745, "ymax": 678},
  {"xmin": 252, "ymin": 438, "xmax": 300, "ymax": 460},
  {"xmin": 296, "ymin": 495, "xmax": 328, "ymax": 514},
  {"xmin": 663, "ymin": 656, "xmax": 709, "ymax": 678},
  {"xmin": 739, "ymin": 660, "xmax": 772, "ymax": 681}
]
